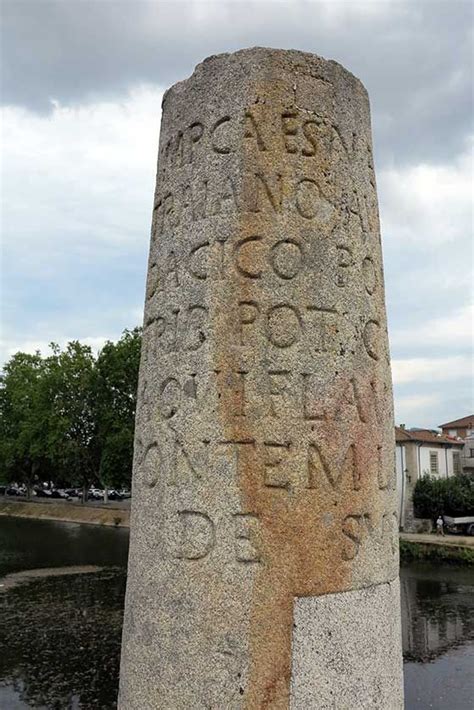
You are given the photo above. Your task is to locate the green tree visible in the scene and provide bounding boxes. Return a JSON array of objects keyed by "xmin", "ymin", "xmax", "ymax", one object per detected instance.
[
  {"xmin": 95, "ymin": 328, "xmax": 141, "ymax": 496},
  {"xmin": 0, "ymin": 329, "xmax": 142, "ymax": 503},
  {"xmin": 0, "ymin": 352, "xmax": 52, "ymax": 497},
  {"xmin": 414, "ymin": 473, "xmax": 474, "ymax": 519},
  {"xmin": 44, "ymin": 341, "xmax": 100, "ymax": 502}
]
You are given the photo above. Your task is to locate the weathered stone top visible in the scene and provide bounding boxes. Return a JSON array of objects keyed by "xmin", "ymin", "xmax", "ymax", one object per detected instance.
[{"xmin": 163, "ymin": 47, "xmax": 368, "ymax": 108}]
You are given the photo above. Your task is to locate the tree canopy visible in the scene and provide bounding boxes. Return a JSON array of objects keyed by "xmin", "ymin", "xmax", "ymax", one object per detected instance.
[
  {"xmin": 0, "ymin": 352, "xmax": 51, "ymax": 494},
  {"xmin": 0, "ymin": 329, "xmax": 141, "ymax": 498},
  {"xmin": 95, "ymin": 329, "xmax": 141, "ymax": 491},
  {"xmin": 414, "ymin": 473, "xmax": 474, "ymax": 519}
]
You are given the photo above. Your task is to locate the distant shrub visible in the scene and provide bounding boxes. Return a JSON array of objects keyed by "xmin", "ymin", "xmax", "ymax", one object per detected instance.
[
  {"xmin": 399, "ymin": 539, "xmax": 474, "ymax": 566},
  {"xmin": 413, "ymin": 474, "xmax": 474, "ymax": 519}
]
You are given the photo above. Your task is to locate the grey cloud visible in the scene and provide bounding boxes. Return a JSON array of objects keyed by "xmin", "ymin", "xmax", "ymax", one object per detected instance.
[{"xmin": 2, "ymin": 0, "xmax": 472, "ymax": 165}]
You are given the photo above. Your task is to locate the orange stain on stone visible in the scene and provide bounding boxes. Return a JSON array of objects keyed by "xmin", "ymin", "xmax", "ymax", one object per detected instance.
[{"xmin": 211, "ymin": 67, "xmax": 392, "ymax": 709}]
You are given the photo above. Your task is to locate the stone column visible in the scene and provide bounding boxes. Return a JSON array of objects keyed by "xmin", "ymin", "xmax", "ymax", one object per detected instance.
[{"xmin": 119, "ymin": 48, "xmax": 404, "ymax": 709}]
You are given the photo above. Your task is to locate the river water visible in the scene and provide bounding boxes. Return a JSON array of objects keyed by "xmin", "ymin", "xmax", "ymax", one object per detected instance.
[{"xmin": 0, "ymin": 517, "xmax": 472, "ymax": 709}]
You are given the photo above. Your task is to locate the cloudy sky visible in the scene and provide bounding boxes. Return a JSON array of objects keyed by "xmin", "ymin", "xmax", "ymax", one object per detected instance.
[{"xmin": 1, "ymin": 0, "xmax": 473, "ymax": 428}]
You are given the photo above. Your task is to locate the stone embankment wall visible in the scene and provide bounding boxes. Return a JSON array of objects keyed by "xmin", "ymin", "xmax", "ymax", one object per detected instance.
[{"xmin": 0, "ymin": 499, "xmax": 130, "ymax": 527}]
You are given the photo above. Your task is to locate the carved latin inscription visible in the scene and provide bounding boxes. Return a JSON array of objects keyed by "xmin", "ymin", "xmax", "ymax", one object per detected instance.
[
  {"xmin": 122, "ymin": 50, "xmax": 400, "ymax": 710},
  {"xmin": 173, "ymin": 510, "xmax": 262, "ymax": 563}
]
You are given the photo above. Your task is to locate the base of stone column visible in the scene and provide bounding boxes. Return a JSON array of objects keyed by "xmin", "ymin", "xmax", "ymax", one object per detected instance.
[{"xmin": 290, "ymin": 579, "xmax": 404, "ymax": 709}]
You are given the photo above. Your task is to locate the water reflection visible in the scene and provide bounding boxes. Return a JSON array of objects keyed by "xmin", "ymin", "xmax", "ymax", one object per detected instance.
[
  {"xmin": 0, "ymin": 517, "xmax": 129, "ymax": 578},
  {"xmin": 0, "ymin": 569, "xmax": 126, "ymax": 709},
  {"xmin": 400, "ymin": 564, "xmax": 474, "ymax": 662}
]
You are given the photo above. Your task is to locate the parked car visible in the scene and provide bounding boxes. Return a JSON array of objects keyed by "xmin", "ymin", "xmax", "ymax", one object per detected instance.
[
  {"xmin": 444, "ymin": 516, "xmax": 474, "ymax": 536},
  {"xmin": 34, "ymin": 487, "xmax": 52, "ymax": 498},
  {"xmin": 0, "ymin": 486, "xmax": 6, "ymax": 495},
  {"xmin": 119, "ymin": 489, "xmax": 131, "ymax": 499},
  {"xmin": 107, "ymin": 490, "xmax": 123, "ymax": 501},
  {"xmin": 47, "ymin": 489, "xmax": 68, "ymax": 499},
  {"xmin": 6, "ymin": 486, "xmax": 25, "ymax": 497}
]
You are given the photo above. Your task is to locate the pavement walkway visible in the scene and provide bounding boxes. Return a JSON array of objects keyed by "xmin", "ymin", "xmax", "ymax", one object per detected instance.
[{"xmin": 400, "ymin": 532, "xmax": 474, "ymax": 549}]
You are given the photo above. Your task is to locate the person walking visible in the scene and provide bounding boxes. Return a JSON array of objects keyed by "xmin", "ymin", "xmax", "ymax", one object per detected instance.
[{"xmin": 436, "ymin": 515, "xmax": 445, "ymax": 536}]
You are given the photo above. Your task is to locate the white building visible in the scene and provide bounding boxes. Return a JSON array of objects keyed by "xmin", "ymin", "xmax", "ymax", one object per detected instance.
[
  {"xmin": 395, "ymin": 427, "xmax": 464, "ymax": 531},
  {"xmin": 439, "ymin": 414, "xmax": 474, "ymax": 474}
]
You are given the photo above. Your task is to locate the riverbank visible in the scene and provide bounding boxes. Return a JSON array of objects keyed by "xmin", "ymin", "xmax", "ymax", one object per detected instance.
[
  {"xmin": 401, "ymin": 532, "xmax": 474, "ymax": 548},
  {"xmin": 0, "ymin": 499, "xmax": 130, "ymax": 527},
  {"xmin": 400, "ymin": 534, "xmax": 474, "ymax": 566}
]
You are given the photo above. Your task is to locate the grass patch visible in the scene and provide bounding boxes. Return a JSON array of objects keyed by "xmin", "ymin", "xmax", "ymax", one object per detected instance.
[{"xmin": 400, "ymin": 539, "xmax": 474, "ymax": 566}]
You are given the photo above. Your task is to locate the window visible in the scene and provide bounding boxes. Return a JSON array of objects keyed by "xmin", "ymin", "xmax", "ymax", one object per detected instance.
[
  {"xmin": 470, "ymin": 448, "xmax": 474, "ymax": 458},
  {"xmin": 453, "ymin": 452, "xmax": 461, "ymax": 475},
  {"xmin": 429, "ymin": 451, "xmax": 439, "ymax": 474}
]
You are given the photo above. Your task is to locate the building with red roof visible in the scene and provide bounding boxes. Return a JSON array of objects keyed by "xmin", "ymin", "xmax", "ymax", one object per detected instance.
[{"xmin": 439, "ymin": 414, "xmax": 474, "ymax": 474}]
